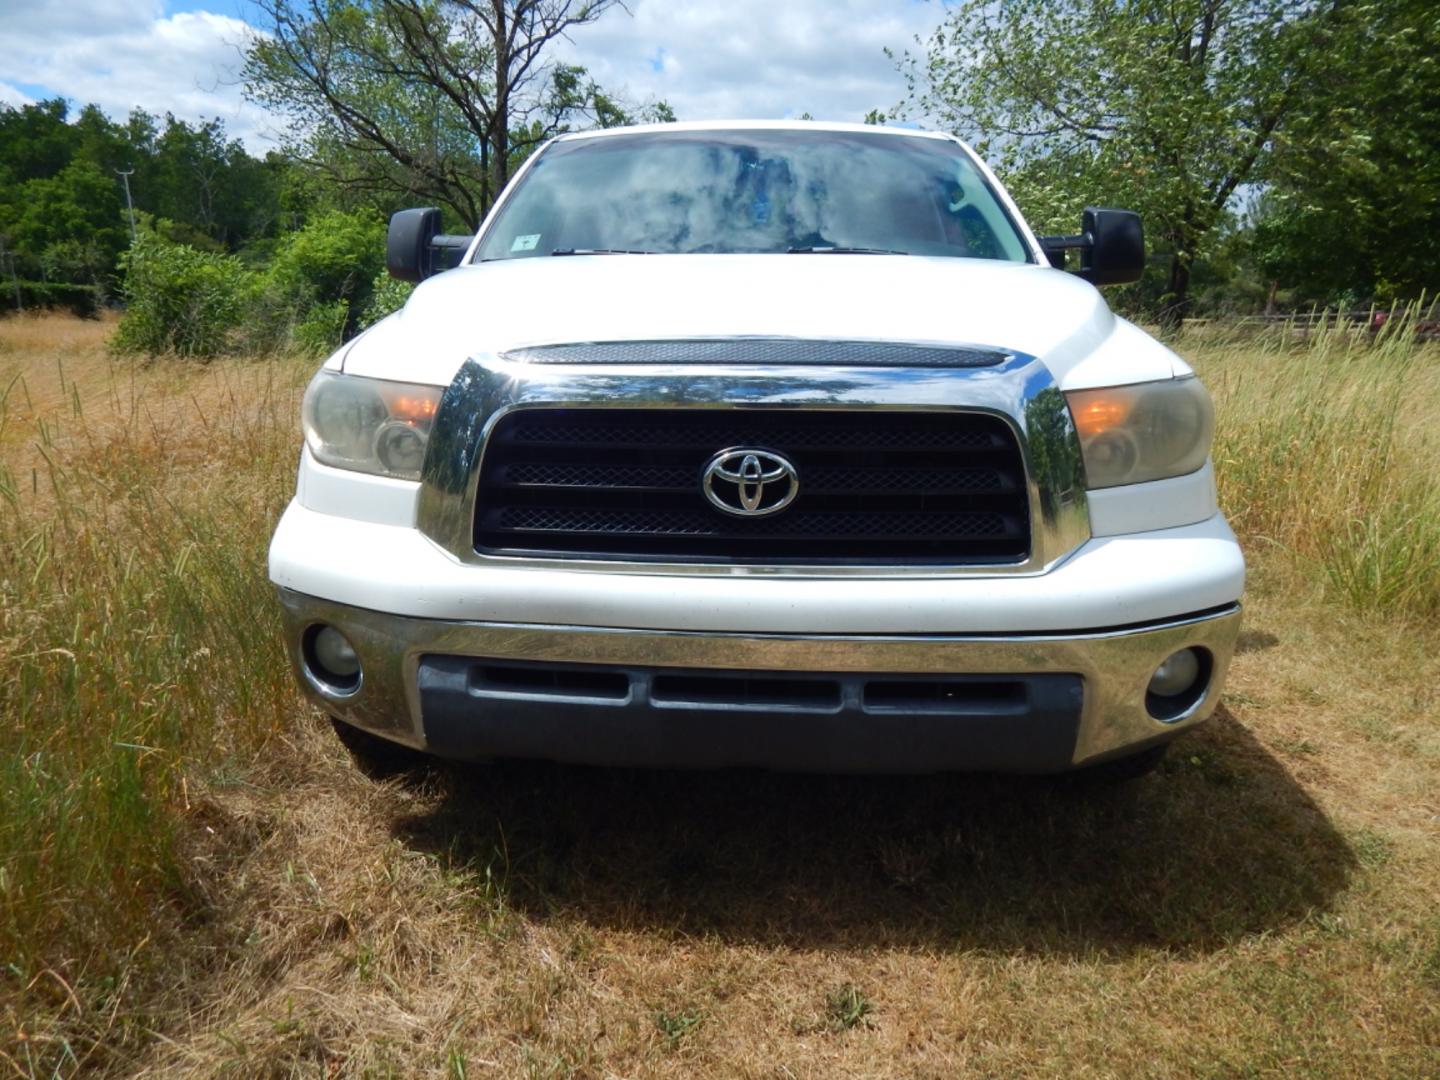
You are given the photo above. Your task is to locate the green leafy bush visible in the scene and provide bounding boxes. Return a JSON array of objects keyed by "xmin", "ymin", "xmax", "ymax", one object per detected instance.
[
  {"xmin": 2, "ymin": 280, "xmax": 103, "ymax": 318},
  {"xmin": 113, "ymin": 211, "xmax": 388, "ymax": 359},
  {"xmin": 265, "ymin": 209, "xmax": 385, "ymax": 337},
  {"xmin": 112, "ymin": 235, "xmax": 255, "ymax": 358},
  {"xmin": 293, "ymin": 298, "xmax": 350, "ymax": 355},
  {"xmin": 358, "ymin": 267, "xmax": 414, "ymax": 329}
]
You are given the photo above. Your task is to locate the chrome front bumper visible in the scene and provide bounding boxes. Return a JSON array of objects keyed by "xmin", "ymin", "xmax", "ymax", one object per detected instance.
[{"xmin": 278, "ymin": 589, "xmax": 1242, "ymax": 772}]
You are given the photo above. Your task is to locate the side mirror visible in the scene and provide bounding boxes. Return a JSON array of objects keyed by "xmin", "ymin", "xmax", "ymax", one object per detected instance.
[
  {"xmin": 386, "ymin": 208, "xmax": 472, "ymax": 282},
  {"xmin": 1039, "ymin": 208, "xmax": 1145, "ymax": 287}
]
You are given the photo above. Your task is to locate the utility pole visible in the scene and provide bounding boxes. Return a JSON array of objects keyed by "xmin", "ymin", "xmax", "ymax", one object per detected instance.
[{"xmin": 115, "ymin": 168, "xmax": 137, "ymax": 243}]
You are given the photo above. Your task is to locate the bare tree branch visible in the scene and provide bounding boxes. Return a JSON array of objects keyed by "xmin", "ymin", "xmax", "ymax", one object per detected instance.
[{"xmin": 243, "ymin": 0, "xmax": 636, "ymax": 228}]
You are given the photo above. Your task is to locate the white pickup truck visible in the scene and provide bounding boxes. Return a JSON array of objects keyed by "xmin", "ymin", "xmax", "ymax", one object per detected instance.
[{"xmin": 268, "ymin": 120, "xmax": 1243, "ymax": 779}]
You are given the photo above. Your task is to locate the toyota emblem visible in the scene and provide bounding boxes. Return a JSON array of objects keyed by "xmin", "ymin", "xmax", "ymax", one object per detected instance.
[{"xmin": 701, "ymin": 448, "xmax": 800, "ymax": 517}]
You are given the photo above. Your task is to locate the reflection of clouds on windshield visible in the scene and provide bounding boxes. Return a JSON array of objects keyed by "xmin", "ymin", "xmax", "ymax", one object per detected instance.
[
  {"xmin": 481, "ymin": 133, "xmax": 1028, "ymax": 261},
  {"xmin": 597, "ymin": 144, "xmax": 918, "ymax": 252}
]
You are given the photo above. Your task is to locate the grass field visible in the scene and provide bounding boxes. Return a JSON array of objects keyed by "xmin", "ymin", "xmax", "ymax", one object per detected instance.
[{"xmin": 1, "ymin": 313, "xmax": 1437, "ymax": 1077}]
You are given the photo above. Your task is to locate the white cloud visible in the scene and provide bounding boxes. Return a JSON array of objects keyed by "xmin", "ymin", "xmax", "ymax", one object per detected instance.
[
  {"xmin": 0, "ymin": 1, "xmax": 278, "ymax": 149},
  {"xmin": 554, "ymin": 0, "xmax": 946, "ymax": 124},
  {"xmin": 0, "ymin": 83, "xmax": 36, "ymax": 109},
  {"xmin": 0, "ymin": 0, "xmax": 948, "ymax": 149}
]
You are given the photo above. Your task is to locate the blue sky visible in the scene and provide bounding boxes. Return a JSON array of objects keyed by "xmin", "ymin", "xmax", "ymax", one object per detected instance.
[
  {"xmin": 1, "ymin": 0, "xmax": 949, "ymax": 149},
  {"xmin": 166, "ymin": 0, "xmax": 253, "ymax": 15}
]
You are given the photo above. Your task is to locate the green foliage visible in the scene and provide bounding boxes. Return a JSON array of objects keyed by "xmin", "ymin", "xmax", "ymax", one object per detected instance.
[
  {"xmin": 824, "ymin": 983, "xmax": 874, "ymax": 1031},
  {"xmin": 0, "ymin": 158, "xmax": 127, "ymax": 298},
  {"xmin": 359, "ymin": 267, "xmax": 415, "ymax": 328},
  {"xmin": 0, "ymin": 98, "xmax": 289, "ymax": 313},
  {"xmin": 246, "ymin": 0, "xmax": 492, "ymax": 227},
  {"xmin": 293, "ymin": 298, "xmax": 352, "ymax": 356},
  {"xmin": 545, "ymin": 63, "xmax": 674, "ymax": 132},
  {"xmin": 265, "ymin": 208, "xmax": 386, "ymax": 335},
  {"xmin": 1250, "ymin": 0, "xmax": 1440, "ymax": 305},
  {"xmin": 112, "ymin": 235, "xmax": 255, "ymax": 358},
  {"xmin": 0, "ymin": 98, "xmax": 76, "ymax": 182},
  {"xmin": 1, "ymin": 280, "xmax": 103, "ymax": 318},
  {"xmin": 0, "ymin": 95, "xmax": 381, "ymax": 336},
  {"xmin": 654, "ymin": 1007, "xmax": 704, "ymax": 1046},
  {"xmin": 113, "ymin": 213, "xmax": 389, "ymax": 359},
  {"xmin": 143, "ymin": 114, "xmax": 283, "ymax": 248}
]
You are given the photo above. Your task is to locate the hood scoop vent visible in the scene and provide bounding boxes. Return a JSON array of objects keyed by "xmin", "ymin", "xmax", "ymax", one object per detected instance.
[{"xmin": 501, "ymin": 338, "xmax": 1010, "ymax": 368}]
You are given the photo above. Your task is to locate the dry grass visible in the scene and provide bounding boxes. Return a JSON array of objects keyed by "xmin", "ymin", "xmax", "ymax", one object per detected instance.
[
  {"xmin": 1, "ymin": 312, "xmax": 1437, "ymax": 1077},
  {"xmin": 0, "ymin": 314, "xmax": 307, "ymax": 1074},
  {"xmin": 1201, "ymin": 315, "xmax": 1440, "ymax": 623}
]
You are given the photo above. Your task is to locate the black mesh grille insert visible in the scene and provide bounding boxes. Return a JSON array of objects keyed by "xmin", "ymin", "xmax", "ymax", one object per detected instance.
[{"xmin": 474, "ymin": 409, "xmax": 1031, "ymax": 563}]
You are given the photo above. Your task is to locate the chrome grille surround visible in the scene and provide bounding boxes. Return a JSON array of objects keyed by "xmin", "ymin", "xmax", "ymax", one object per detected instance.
[{"xmin": 415, "ymin": 338, "xmax": 1090, "ymax": 576}]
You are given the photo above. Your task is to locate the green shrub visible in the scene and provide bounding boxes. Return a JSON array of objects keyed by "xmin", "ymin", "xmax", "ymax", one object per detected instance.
[
  {"xmin": 266, "ymin": 209, "xmax": 385, "ymax": 336},
  {"xmin": 112, "ymin": 235, "xmax": 255, "ymax": 358},
  {"xmin": 238, "ymin": 276, "xmax": 307, "ymax": 356},
  {"xmin": 114, "ymin": 212, "xmax": 389, "ymax": 359},
  {"xmin": 359, "ymin": 267, "xmax": 414, "ymax": 329},
  {"xmin": 1, "ymin": 279, "xmax": 103, "ymax": 318},
  {"xmin": 293, "ymin": 298, "xmax": 350, "ymax": 356}
]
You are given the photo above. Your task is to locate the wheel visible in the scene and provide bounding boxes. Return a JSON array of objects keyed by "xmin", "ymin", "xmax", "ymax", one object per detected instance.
[
  {"xmin": 1071, "ymin": 743, "xmax": 1169, "ymax": 784},
  {"xmin": 330, "ymin": 717, "xmax": 428, "ymax": 779}
]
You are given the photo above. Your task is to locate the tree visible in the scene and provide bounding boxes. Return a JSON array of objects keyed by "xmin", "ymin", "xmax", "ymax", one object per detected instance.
[
  {"xmin": 139, "ymin": 115, "xmax": 282, "ymax": 248},
  {"xmin": 0, "ymin": 98, "xmax": 294, "ymax": 311},
  {"xmin": 0, "ymin": 160, "xmax": 125, "ymax": 288},
  {"xmin": 894, "ymin": 0, "xmax": 1342, "ymax": 327},
  {"xmin": 244, "ymin": 0, "xmax": 664, "ymax": 229},
  {"xmin": 0, "ymin": 99, "xmax": 77, "ymax": 185},
  {"xmin": 1251, "ymin": 0, "xmax": 1440, "ymax": 305}
]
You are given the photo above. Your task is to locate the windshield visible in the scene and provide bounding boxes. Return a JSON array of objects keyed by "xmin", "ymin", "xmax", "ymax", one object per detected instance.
[{"xmin": 474, "ymin": 129, "xmax": 1032, "ymax": 262}]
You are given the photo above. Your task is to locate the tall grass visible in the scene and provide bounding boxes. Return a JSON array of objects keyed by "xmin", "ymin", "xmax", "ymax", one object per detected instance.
[
  {"xmin": 0, "ymin": 341, "xmax": 305, "ymax": 1071},
  {"xmin": 1192, "ymin": 313, "xmax": 1440, "ymax": 623}
]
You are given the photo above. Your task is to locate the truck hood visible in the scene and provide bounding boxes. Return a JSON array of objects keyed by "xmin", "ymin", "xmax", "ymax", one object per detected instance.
[{"xmin": 339, "ymin": 254, "xmax": 1187, "ymax": 389}]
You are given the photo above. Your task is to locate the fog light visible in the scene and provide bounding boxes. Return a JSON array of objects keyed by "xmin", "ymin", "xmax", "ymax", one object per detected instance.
[
  {"xmin": 305, "ymin": 624, "xmax": 361, "ymax": 693},
  {"xmin": 314, "ymin": 625, "xmax": 359, "ymax": 676},
  {"xmin": 1148, "ymin": 648, "xmax": 1201, "ymax": 698}
]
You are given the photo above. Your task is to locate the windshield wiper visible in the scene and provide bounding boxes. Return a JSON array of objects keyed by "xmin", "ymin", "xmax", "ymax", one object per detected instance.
[
  {"xmin": 550, "ymin": 248, "xmax": 655, "ymax": 256},
  {"xmin": 785, "ymin": 246, "xmax": 910, "ymax": 255}
]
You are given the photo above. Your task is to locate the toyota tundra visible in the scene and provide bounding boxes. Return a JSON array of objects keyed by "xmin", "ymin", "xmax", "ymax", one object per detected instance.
[{"xmin": 268, "ymin": 120, "xmax": 1244, "ymax": 778}]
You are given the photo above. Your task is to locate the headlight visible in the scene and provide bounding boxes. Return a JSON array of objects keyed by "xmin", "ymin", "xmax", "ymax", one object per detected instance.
[
  {"xmin": 301, "ymin": 370, "xmax": 443, "ymax": 480},
  {"xmin": 1065, "ymin": 377, "xmax": 1213, "ymax": 489}
]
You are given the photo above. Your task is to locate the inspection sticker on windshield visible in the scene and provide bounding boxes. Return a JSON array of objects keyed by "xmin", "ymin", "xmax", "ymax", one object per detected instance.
[{"xmin": 511, "ymin": 233, "xmax": 541, "ymax": 252}]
